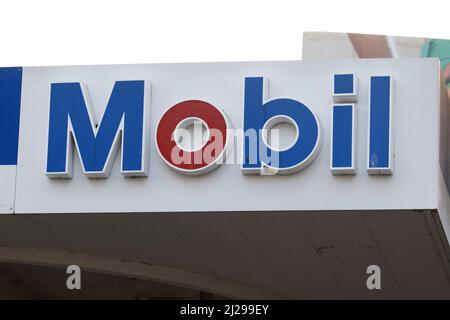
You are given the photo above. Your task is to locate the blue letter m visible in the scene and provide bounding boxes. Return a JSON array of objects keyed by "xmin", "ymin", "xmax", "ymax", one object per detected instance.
[{"xmin": 46, "ymin": 80, "xmax": 149, "ymax": 178}]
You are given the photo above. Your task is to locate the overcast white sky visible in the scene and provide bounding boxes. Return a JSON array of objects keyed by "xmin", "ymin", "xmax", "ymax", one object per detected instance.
[{"xmin": 0, "ymin": 0, "xmax": 449, "ymax": 66}]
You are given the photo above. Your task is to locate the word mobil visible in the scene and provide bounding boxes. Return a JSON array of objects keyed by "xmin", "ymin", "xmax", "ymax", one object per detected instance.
[{"xmin": 45, "ymin": 73, "xmax": 393, "ymax": 178}]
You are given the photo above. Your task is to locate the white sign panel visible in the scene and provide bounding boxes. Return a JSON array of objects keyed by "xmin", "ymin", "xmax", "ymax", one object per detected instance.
[
  {"xmin": 0, "ymin": 167, "xmax": 16, "ymax": 213},
  {"xmin": 13, "ymin": 59, "xmax": 442, "ymax": 213}
]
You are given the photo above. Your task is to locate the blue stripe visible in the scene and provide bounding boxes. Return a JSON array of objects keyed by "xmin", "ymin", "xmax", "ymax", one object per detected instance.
[
  {"xmin": 0, "ymin": 67, "xmax": 22, "ymax": 165},
  {"xmin": 332, "ymin": 105, "xmax": 353, "ymax": 168},
  {"xmin": 369, "ymin": 76, "xmax": 391, "ymax": 169}
]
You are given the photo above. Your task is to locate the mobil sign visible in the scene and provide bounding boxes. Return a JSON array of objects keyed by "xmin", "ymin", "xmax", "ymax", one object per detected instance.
[
  {"xmin": 0, "ymin": 59, "xmax": 448, "ymax": 214},
  {"xmin": 45, "ymin": 72, "xmax": 390, "ymax": 177}
]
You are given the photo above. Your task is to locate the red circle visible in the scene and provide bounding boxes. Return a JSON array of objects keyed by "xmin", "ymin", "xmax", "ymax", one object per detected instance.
[{"xmin": 156, "ymin": 100, "xmax": 228, "ymax": 171}]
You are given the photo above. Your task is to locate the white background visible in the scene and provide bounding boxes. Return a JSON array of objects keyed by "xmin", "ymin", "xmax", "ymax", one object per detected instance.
[{"xmin": 0, "ymin": 0, "xmax": 448, "ymax": 66}]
